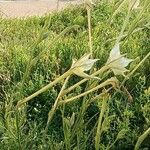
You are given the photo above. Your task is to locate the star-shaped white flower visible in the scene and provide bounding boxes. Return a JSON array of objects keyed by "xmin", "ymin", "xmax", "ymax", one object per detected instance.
[
  {"xmin": 71, "ymin": 53, "xmax": 99, "ymax": 79},
  {"xmin": 106, "ymin": 43, "xmax": 133, "ymax": 76}
]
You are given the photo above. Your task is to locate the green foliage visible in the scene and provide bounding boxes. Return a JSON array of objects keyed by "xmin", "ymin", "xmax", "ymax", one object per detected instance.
[{"xmin": 0, "ymin": 1, "xmax": 150, "ymax": 150}]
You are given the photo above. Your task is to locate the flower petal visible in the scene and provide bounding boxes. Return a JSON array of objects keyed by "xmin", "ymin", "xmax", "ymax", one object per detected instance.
[
  {"xmin": 120, "ymin": 57, "xmax": 133, "ymax": 67},
  {"xmin": 73, "ymin": 67, "xmax": 100, "ymax": 79},
  {"xmin": 72, "ymin": 53, "xmax": 90, "ymax": 68},
  {"xmin": 81, "ymin": 59, "xmax": 99, "ymax": 71},
  {"xmin": 112, "ymin": 67, "xmax": 128, "ymax": 76},
  {"xmin": 106, "ymin": 43, "xmax": 133, "ymax": 76},
  {"xmin": 71, "ymin": 53, "xmax": 99, "ymax": 71},
  {"xmin": 107, "ymin": 43, "xmax": 120, "ymax": 63}
]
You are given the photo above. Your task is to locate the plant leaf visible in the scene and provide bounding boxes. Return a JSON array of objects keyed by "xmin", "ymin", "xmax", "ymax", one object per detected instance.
[
  {"xmin": 116, "ymin": 129, "xmax": 128, "ymax": 140},
  {"xmin": 70, "ymin": 112, "xmax": 75, "ymax": 127}
]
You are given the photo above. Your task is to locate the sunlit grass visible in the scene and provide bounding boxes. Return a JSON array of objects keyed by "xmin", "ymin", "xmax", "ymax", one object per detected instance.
[{"xmin": 0, "ymin": 0, "xmax": 150, "ymax": 149}]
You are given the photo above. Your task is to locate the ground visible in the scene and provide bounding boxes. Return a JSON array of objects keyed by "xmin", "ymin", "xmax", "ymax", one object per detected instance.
[{"xmin": 0, "ymin": 0, "xmax": 81, "ymax": 18}]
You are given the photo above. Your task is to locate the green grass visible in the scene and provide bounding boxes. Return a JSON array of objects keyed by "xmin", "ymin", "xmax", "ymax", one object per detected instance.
[{"xmin": 0, "ymin": 1, "xmax": 150, "ymax": 150}]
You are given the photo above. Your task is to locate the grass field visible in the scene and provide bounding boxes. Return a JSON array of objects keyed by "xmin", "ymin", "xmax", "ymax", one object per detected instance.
[{"xmin": 0, "ymin": 0, "xmax": 150, "ymax": 150}]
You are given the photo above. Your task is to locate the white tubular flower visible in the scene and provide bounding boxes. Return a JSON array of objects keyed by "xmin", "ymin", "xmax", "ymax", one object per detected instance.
[
  {"xmin": 71, "ymin": 54, "xmax": 99, "ymax": 79},
  {"xmin": 106, "ymin": 43, "xmax": 133, "ymax": 76}
]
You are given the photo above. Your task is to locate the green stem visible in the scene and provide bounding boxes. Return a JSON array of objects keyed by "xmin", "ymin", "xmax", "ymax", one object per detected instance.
[
  {"xmin": 128, "ymin": 52, "xmax": 150, "ymax": 78},
  {"xmin": 45, "ymin": 76, "xmax": 70, "ymax": 132},
  {"xmin": 62, "ymin": 66, "xmax": 109, "ymax": 96},
  {"xmin": 60, "ymin": 77, "xmax": 116, "ymax": 104},
  {"xmin": 19, "ymin": 30, "xmax": 47, "ymax": 90},
  {"xmin": 15, "ymin": 110, "xmax": 22, "ymax": 150},
  {"xmin": 61, "ymin": 103, "xmax": 71, "ymax": 150},
  {"xmin": 20, "ymin": 25, "xmax": 79, "ymax": 90},
  {"xmin": 134, "ymin": 127, "xmax": 150, "ymax": 150},
  {"xmin": 116, "ymin": 2, "xmax": 131, "ymax": 43},
  {"xmin": 106, "ymin": 139, "xmax": 118, "ymax": 150},
  {"xmin": 89, "ymin": 87, "xmax": 112, "ymax": 104},
  {"xmin": 17, "ymin": 70, "xmax": 72, "ymax": 107},
  {"xmin": 87, "ymin": 4, "xmax": 93, "ymax": 56},
  {"xmin": 120, "ymin": 51, "xmax": 150, "ymax": 87},
  {"xmin": 110, "ymin": 0, "xmax": 127, "ymax": 22},
  {"xmin": 66, "ymin": 2, "xmax": 94, "ymax": 143},
  {"xmin": 123, "ymin": 0, "xmax": 150, "ymax": 43},
  {"xmin": 32, "ymin": 25, "xmax": 80, "ymax": 63},
  {"xmin": 95, "ymin": 96, "xmax": 108, "ymax": 150}
]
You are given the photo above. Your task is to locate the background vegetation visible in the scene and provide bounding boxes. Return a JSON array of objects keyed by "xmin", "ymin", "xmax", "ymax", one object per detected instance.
[{"xmin": 0, "ymin": 0, "xmax": 150, "ymax": 149}]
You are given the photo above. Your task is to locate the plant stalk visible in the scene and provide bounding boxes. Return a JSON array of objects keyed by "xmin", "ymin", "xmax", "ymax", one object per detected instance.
[
  {"xmin": 60, "ymin": 77, "xmax": 117, "ymax": 104},
  {"xmin": 86, "ymin": 4, "xmax": 93, "ymax": 56},
  {"xmin": 17, "ymin": 70, "xmax": 72, "ymax": 107},
  {"xmin": 62, "ymin": 66, "xmax": 109, "ymax": 96},
  {"xmin": 45, "ymin": 76, "xmax": 70, "ymax": 132},
  {"xmin": 134, "ymin": 127, "xmax": 150, "ymax": 150},
  {"xmin": 95, "ymin": 96, "xmax": 108, "ymax": 150}
]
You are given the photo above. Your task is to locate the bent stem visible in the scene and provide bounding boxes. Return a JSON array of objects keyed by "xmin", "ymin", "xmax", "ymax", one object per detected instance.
[
  {"xmin": 89, "ymin": 87, "xmax": 112, "ymax": 104},
  {"xmin": 60, "ymin": 77, "xmax": 117, "ymax": 104},
  {"xmin": 62, "ymin": 66, "xmax": 109, "ymax": 96},
  {"xmin": 17, "ymin": 70, "xmax": 72, "ymax": 108},
  {"xmin": 45, "ymin": 76, "xmax": 70, "ymax": 133}
]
